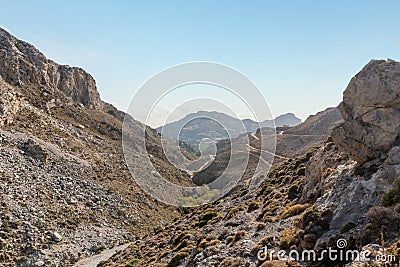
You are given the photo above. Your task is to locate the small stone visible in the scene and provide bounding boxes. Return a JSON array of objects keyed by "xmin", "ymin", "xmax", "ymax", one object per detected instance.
[{"xmin": 52, "ymin": 231, "xmax": 63, "ymax": 242}]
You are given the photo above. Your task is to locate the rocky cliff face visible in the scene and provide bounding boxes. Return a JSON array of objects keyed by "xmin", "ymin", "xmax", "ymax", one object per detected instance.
[
  {"xmin": 0, "ymin": 28, "xmax": 102, "ymax": 110},
  {"xmin": 302, "ymin": 59, "xmax": 400, "ymax": 247},
  {"xmin": 332, "ymin": 59, "xmax": 400, "ymax": 163}
]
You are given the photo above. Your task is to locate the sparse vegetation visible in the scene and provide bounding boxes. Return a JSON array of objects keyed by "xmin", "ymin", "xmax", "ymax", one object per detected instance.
[
  {"xmin": 197, "ymin": 211, "xmax": 220, "ymax": 227},
  {"xmin": 6, "ymin": 23, "xmax": 400, "ymax": 267},
  {"xmin": 171, "ymin": 232, "xmax": 191, "ymax": 246},
  {"xmin": 366, "ymin": 206, "xmax": 397, "ymax": 228},
  {"xmin": 226, "ymin": 235, "xmax": 234, "ymax": 244},
  {"xmin": 124, "ymin": 258, "xmax": 141, "ymax": 267},
  {"xmin": 154, "ymin": 225, "xmax": 163, "ymax": 233},
  {"xmin": 251, "ymin": 235, "xmax": 275, "ymax": 255},
  {"xmin": 287, "ymin": 185, "xmax": 298, "ymax": 200},
  {"xmin": 256, "ymin": 222, "xmax": 266, "ymax": 231},
  {"xmin": 322, "ymin": 167, "xmax": 334, "ymax": 178}
]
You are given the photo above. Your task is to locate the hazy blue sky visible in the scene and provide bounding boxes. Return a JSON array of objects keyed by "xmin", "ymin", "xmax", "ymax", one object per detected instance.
[{"xmin": 1, "ymin": 1, "xmax": 400, "ymax": 125}]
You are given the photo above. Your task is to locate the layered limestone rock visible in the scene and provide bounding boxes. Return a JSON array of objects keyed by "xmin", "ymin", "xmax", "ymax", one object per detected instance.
[
  {"xmin": 0, "ymin": 27, "xmax": 102, "ymax": 110},
  {"xmin": 331, "ymin": 59, "xmax": 400, "ymax": 163}
]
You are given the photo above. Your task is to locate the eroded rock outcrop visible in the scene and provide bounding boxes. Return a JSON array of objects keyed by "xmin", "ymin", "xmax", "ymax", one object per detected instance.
[
  {"xmin": 302, "ymin": 59, "xmax": 400, "ymax": 246},
  {"xmin": 331, "ymin": 59, "xmax": 400, "ymax": 163},
  {"xmin": 0, "ymin": 74, "xmax": 24, "ymax": 126},
  {"xmin": 0, "ymin": 27, "xmax": 102, "ymax": 110}
]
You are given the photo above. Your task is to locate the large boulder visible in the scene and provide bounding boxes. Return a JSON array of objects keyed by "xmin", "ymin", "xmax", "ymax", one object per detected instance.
[{"xmin": 332, "ymin": 59, "xmax": 400, "ymax": 163}]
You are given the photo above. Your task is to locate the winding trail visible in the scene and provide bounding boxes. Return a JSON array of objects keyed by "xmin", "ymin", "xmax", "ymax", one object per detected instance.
[
  {"xmin": 246, "ymin": 144, "xmax": 291, "ymax": 160},
  {"xmin": 73, "ymin": 243, "xmax": 131, "ymax": 267}
]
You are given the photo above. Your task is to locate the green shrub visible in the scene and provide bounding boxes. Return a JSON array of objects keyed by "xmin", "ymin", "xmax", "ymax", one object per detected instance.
[
  {"xmin": 124, "ymin": 258, "xmax": 141, "ymax": 267},
  {"xmin": 154, "ymin": 225, "xmax": 163, "ymax": 233},
  {"xmin": 279, "ymin": 227, "xmax": 296, "ymax": 249},
  {"xmin": 225, "ymin": 206, "xmax": 243, "ymax": 219},
  {"xmin": 280, "ymin": 203, "xmax": 311, "ymax": 219},
  {"xmin": 234, "ymin": 230, "xmax": 247, "ymax": 241},
  {"xmin": 247, "ymin": 201, "xmax": 261, "ymax": 212},
  {"xmin": 287, "ymin": 185, "xmax": 298, "ymax": 200},
  {"xmin": 167, "ymin": 251, "xmax": 189, "ymax": 267},
  {"xmin": 197, "ymin": 211, "xmax": 220, "ymax": 227},
  {"xmin": 382, "ymin": 179, "xmax": 400, "ymax": 207},
  {"xmin": 297, "ymin": 167, "xmax": 306, "ymax": 176},
  {"xmin": 256, "ymin": 222, "xmax": 266, "ymax": 231}
]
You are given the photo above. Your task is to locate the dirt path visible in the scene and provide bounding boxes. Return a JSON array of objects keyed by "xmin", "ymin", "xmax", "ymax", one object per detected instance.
[{"xmin": 73, "ymin": 243, "xmax": 131, "ymax": 267}]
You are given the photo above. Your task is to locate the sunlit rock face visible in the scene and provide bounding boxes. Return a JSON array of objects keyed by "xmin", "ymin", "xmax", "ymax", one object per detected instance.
[
  {"xmin": 0, "ymin": 27, "xmax": 102, "ymax": 110},
  {"xmin": 332, "ymin": 59, "xmax": 400, "ymax": 163}
]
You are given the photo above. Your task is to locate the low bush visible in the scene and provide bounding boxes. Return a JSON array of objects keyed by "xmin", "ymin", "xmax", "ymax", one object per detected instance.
[
  {"xmin": 381, "ymin": 179, "xmax": 400, "ymax": 207},
  {"xmin": 340, "ymin": 221, "xmax": 356, "ymax": 234},
  {"xmin": 124, "ymin": 258, "xmax": 140, "ymax": 267},
  {"xmin": 256, "ymin": 222, "xmax": 266, "ymax": 231},
  {"xmin": 234, "ymin": 230, "xmax": 247, "ymax": 241},
  {"xmin": 279, "ymin": 227, "xmax": 297, "ymax": 249},
  {"xmin": 247, "ymin": 201, "xmax": 261, "ymax": 212},
  {"xmin": 197, "ymin": 211, "xmax": 220, "ymax": 227},
  {"xmin": 280, "ymin": 203, "xmax": 311, "ymax": 219},
  {"xmin": 218, "ymin": 257, "xmax": 244, "ymax": 267},
  {"xmin": 225, "ymin": 206, "xmax": 244, "ymax": 219}
]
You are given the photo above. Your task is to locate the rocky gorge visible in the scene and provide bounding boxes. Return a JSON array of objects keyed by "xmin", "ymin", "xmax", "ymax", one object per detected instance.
[
  {"xmin": 100, "ymin": 60, "xmax": 400, "ymax": 266},
  {"xmin": 0, "ymin": 26, "xmax": 399, "ymax": 267}
]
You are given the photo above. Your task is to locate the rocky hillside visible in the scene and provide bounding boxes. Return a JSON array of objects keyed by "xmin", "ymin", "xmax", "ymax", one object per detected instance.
[
  {"xmin": 273, "ymin": 107, "xmax": 343, "ymax": 161},
  {"xmin": 0, "ymin": 27, "xmax": 193, "ymax": 266},
  {"xmin": 191, "ymin": 107, "xmax": 342, "ymax": 186},
  {"xmin": 101, "ymin": 59, "xmax": 400, "ymax": 267},
  {"xmin": 1, "ymin": 26, "xmax": 399, "ymax": 267}
]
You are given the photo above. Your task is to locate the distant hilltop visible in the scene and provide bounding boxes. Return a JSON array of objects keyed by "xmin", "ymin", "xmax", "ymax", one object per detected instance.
[{"xmin": 157, "ymin": 110, "xmax": 301, "ymax": 144}]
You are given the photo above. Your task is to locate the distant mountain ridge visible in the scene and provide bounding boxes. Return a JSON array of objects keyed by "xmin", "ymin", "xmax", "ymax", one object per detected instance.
[{"xmin": 157, "ymin": 110, "xmax": 301, "ymax": 144}]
